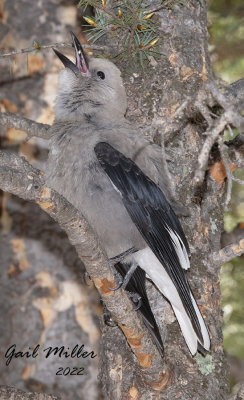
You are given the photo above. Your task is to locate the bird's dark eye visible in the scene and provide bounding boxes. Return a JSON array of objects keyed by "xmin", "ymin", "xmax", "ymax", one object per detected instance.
[{"xmin": 97, "ymin": 71, "xmax": 105, "ymax": 80}]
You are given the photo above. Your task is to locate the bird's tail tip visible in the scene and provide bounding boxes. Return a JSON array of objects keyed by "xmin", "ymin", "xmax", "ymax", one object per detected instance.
[{"xmin": 197, "ymin": 341, "xmax": 209, "ymax": 356}]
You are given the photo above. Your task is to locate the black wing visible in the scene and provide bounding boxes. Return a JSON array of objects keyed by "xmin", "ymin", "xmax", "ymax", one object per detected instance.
[
  {"xmin": 114, "ymin": 262, "xmax": 164, "ymax": 356},
  {"xmin": 94, "ymin": 141, "xmax": 203, "ymax": 344}
]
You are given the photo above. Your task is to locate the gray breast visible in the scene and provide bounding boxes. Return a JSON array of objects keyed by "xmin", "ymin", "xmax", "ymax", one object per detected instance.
[{"xmin": 45, "ymin": 125, "xmax": 145, "ymax": 257}]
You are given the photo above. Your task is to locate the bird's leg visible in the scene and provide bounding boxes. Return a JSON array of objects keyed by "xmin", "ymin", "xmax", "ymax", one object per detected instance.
[
  {"xmin": 109, "ymin": 263, "xmax": 138, "ymax": 291},
  {"xmin": 121, "ymin": 263, "xmax": 138, "ymax": 288},
  {"xmin": 109, "ymin": 278, "xmax": 123, "ymax": 290},
  {"xmin": 108, "ymin": 248, "xmax": 137, "ymax": 290},
  {"xmin": 109, "ymin": 247, "xmax": 137, "ymax": 265}
]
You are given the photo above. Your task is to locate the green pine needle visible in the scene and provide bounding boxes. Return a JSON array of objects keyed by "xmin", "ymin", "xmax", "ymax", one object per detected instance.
[{"xmin": 79, "ymin": 0, "xmax": 162, "ymax": 65}]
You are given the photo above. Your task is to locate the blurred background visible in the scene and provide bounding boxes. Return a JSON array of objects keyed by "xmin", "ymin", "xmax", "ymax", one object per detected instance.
[{"xmin": 208, "ymin": 0, "xmax": 244, "ymax": 386}]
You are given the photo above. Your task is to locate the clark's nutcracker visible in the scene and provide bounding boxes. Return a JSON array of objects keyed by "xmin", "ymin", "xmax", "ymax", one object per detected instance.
[{"xmin": 46, "ymin": 32, "xmax": 210, "ymax": 356}]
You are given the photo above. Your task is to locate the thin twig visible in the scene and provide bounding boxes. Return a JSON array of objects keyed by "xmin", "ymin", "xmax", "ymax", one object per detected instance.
[
  {"xmin": 195, "ymin": 101, "xmax": 214, "ymax": 128},
  {"xmin": 217, "ymin": 136, "xmax": 233, "ymax": 210},
  {"xmin": 90, "ymin": 1, "xmax": 117, "ymax": 19},
  {"xmin": 217, "ymin": 135, "xmax": 244, "ymax": 209},
  {"xmin": 145, "ymin": 1, "xmax": 172, "ymax": 14},
  {"xmin": 218, "ymin": 135, "xmax": 244, "ymax": 209},
  {"xmin": 172, "ymin": 98, "xmax": 189, "ymax": 119},
  {"xmin": 0, "ymin": 42, "xmax": 108, "ymax": 58},
  {"xmin": 194, "ymin": 112, "xmax": 235, "ymax": 185},
  {"xmin": 232, "ymin": 176, "xmax": 244, "ymax": 185},
  {"xmin": 211, "ymin": 238, "xmax": 244, "ymax": 266},
  {"xmin": 155, "ymin": 97, "xmax": 189, "ymax": 131},
  {"xmin": 209, "ymin": 82, "xmax": 235, "ymax": 112},
  {"xmin": 206, "ymin": 81, "xmax": 244, "ymax": 131}
]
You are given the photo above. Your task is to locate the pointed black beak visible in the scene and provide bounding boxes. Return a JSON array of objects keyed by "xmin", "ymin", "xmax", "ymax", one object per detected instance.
[
  {"xmin": 53, "ymin": 32, "xmax": 89, "ymax": 76},
  {"xmin": 53, "ymin": 48, "xmax": 80, "ymax": 75},
  {"xmin": 70, "ymin": 31, "xmax": 89, "ymax": 75}
]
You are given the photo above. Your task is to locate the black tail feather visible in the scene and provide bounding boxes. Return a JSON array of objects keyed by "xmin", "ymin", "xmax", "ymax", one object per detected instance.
[
  {"xmin": 114, "ymin": 262, "xmax": 164, "ymax": 356},
  {"xmin": 197, "ymin": 341, "xmax": 207, "ymax": 356}
]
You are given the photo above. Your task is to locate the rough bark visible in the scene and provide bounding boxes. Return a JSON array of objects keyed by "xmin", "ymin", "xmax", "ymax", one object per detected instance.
[
  {"xmin": 0, "ymin": 0, "xmax": 243, "ymax": 399},
  {"xmin": 0, "ymin": 385, "xmax": 60, "ymax": 400}
]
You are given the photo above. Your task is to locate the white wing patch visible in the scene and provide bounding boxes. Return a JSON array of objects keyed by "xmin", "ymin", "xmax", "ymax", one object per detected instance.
[
  {"xmin": 166, "ymin": 225, "xmax": 190, "ymax": 270},
  {"xmin": 108, "ymin": 177, "xmax": 123, "ymax": 197}
]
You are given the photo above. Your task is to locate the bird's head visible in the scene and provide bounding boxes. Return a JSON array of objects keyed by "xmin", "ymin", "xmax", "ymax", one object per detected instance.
[{"xmin": 53, "ymin": 32, "xmax": 127, "ymax": 122}]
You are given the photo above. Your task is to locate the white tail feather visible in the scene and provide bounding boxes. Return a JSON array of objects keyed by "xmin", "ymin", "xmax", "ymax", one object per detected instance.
[
  {"xmin": 131, "ymin": 247, "xmax": 210, "ymax": 354},
  {"xmin": 190, "ymin": 293, "xmax": 210, "ymax": 350},
  {"xmin": 172, "ymin": 305, "xmax": 198, "ymax": 354}
]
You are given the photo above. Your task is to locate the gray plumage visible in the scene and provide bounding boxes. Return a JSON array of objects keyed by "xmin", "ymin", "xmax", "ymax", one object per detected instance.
[
  {"xmin": 46, "ymin": 33, "xmax": 210, "ymax": 356},
  {"xmin": 46, "ymin": 60, "xmax": 172, "ymax": 257}
]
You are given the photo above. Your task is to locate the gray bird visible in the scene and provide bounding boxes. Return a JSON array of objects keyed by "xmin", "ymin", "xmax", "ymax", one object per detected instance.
[{"xmin": 46, "ymin": 32, "xmax": 210, "ymax": 356}]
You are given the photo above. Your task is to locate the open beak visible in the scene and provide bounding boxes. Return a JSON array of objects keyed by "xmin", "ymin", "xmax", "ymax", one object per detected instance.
[{"xmin": 53, "ymin": 32, "xmax": 89, "ymax": 76}]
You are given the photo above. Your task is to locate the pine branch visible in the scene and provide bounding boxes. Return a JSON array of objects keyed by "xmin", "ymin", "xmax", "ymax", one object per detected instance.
[{"xmin": 80, "ymin": 0, "xmax": 160, "ymax": 63}]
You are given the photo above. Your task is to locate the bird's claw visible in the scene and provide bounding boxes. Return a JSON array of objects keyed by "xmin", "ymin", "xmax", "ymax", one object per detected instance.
[
  {"xmin": 83, "ymin": 271, "xmax": 92, "ymax": 286},
  {"xmin": 134, "ymin": 297, "xmax": 142, "ymax": 311},
  {"xmin": 128, "ymin": 292, "xmax": 142, "ymax": 310},
  {"xmin": 100, "ymin": 299, "xmax": 117, "ymax": 327},
  {"xmin": 109, "ymin": 280, "xmax": 123, "ymax": 291}
]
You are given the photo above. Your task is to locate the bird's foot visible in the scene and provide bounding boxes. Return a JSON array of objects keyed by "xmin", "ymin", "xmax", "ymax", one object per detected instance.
[
  {"xmin": 83, "ymin": 271, "xmax": 92, "ymax": 286},
  {"xmin": 128, "ymin": 292, "xmax": 142, "ymax": 310},
  {"xmin": 109, "ymin": 280, "xmax": 123, "ymax": 291},
  {"xmin": 109, "ymin": 263, "xmax": 138, "ymax": 291},
  {"xmin": 100, "ymin": 299, "xmax": 117, "ymax": 327}
]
